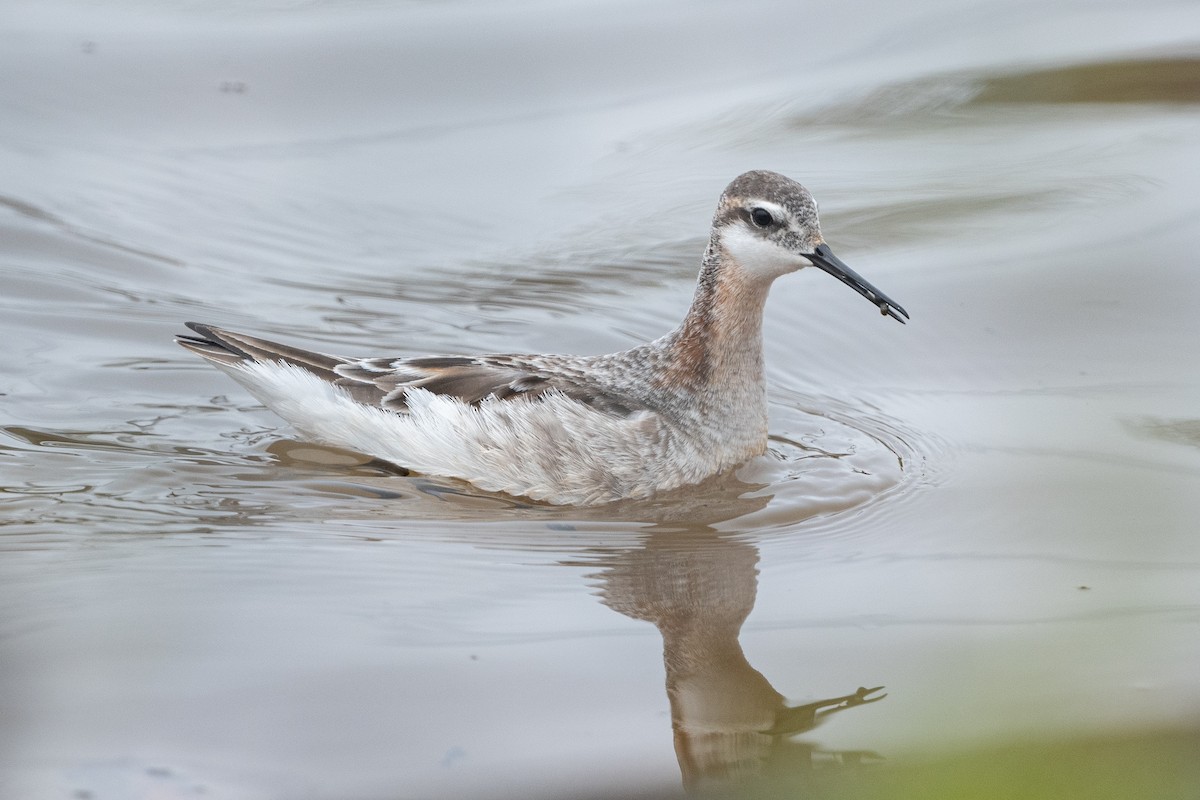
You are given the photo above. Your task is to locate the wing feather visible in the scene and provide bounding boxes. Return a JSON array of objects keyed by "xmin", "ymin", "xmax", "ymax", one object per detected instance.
[
  {"xmin": 336, "ymin": 359, "xmax": 557, "ymax": 411},
  {"xmin": 179, "ymin": 323, "xmax": 644, "ymax": 417}
]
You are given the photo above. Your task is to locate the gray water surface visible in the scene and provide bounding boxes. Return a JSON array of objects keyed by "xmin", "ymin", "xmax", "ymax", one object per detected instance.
[{"xmin": 2, "ymin": 1, "xmax": 1199, "ymax": 798}]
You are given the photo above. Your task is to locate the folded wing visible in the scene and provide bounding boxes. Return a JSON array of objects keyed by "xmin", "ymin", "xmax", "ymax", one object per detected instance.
[{"xmin": 177, "ymin": 322, "xmax": 641, "ymax": 416}]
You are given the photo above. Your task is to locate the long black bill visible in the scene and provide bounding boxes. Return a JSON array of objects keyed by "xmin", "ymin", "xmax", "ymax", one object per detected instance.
[{"xmin": 809, "ymin": 243, "xmax": 909, "ymax": 323}]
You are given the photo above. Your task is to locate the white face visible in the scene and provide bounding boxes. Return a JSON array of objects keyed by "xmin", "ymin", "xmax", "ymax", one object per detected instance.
[{"xmin": 719, "ymin": 198, "xmax": 822, "ymax": 281}]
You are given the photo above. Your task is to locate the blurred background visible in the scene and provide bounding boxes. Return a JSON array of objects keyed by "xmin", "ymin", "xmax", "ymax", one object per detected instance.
[{"xmin": 1, "ymin": 1, "xmax": 1198, "ymax": 798}]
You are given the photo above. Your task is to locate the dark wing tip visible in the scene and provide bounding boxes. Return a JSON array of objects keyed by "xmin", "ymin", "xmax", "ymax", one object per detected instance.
[
  {"xmin": 177, "ymin": 320, "xmax": 235, "ymax": 341},
  {"xmin": 175, "ymin": 322, "xmax": 249, "ymax": 364},
  {"xmin": 175, "ymin": 321, "xmax": 232, "ymax": 350},
  {"xmin": 177, "ymin": 321, "xmax": 227, "ymax": 346}
]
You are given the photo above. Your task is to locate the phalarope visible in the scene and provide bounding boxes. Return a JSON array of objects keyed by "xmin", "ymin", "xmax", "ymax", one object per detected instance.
[{"xmin": 177, "ymin": 171, "xmax": 907, "ymax": 505}]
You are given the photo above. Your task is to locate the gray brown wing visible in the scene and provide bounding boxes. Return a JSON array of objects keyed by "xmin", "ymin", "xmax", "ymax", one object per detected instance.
[
  {"xmin": 333, "ymin": 356, "xmax": 547, "ymax": 410},
  {"xmin": 335, "ymin": 355, "xmax": 641, "ymax": 415},
  {"xmin": 178, "ymin": 323, "xmax": 641, "ymax": 416}
]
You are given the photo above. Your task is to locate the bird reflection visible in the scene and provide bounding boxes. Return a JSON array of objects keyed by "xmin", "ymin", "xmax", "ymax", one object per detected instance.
[{"xmin": 579, "ymin": 527, "xmax": 885, "ymax": 793}]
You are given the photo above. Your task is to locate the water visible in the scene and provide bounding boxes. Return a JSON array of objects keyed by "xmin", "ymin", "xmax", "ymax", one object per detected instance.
[{"xmin": 2, "ymin": 1, "xmax": 1199, "ymax": 797}]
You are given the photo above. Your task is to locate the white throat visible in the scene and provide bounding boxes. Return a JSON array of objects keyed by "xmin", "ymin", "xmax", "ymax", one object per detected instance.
[{"xmin": 720, "ymin": 224, "xmax": 812, "ymax": 281}]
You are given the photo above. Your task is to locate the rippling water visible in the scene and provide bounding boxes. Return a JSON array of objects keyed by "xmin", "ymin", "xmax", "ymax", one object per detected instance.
[{"xmin": 2, "ymin": 1, "xmax": 1200, "ymax": 797}]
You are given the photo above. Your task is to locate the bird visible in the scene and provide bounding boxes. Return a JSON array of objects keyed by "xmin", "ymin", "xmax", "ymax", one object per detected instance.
[{"xmin": 177, "ymin": 170, "xmax": 907, "ymax": 506}]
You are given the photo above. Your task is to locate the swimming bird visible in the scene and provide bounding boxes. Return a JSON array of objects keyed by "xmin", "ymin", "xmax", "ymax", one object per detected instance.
[{"xmin": 177, "ymin": 171, "xmax": 907, "ymax": 505}]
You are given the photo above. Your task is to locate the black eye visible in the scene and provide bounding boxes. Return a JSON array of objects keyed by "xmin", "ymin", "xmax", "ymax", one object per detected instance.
[{"xmin": 750, "ymin": 207, "xmax": 774, "ymax": 227}]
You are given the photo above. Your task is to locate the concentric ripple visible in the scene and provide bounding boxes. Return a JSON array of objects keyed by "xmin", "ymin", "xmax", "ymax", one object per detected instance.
[{"xmin": 227, "ymin": 387, "xmax": 927, "ymax": 539}]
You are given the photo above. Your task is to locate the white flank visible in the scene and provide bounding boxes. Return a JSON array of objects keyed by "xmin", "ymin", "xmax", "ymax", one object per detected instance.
[{"xmin": 217, "ymin": 361, "xmax": 731, "ymax": 506}]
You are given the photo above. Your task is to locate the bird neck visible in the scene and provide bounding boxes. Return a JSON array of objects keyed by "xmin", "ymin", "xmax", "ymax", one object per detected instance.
[{"xmin": 662, "ymin": 238, "xmax": 771, "ymax": 395}]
